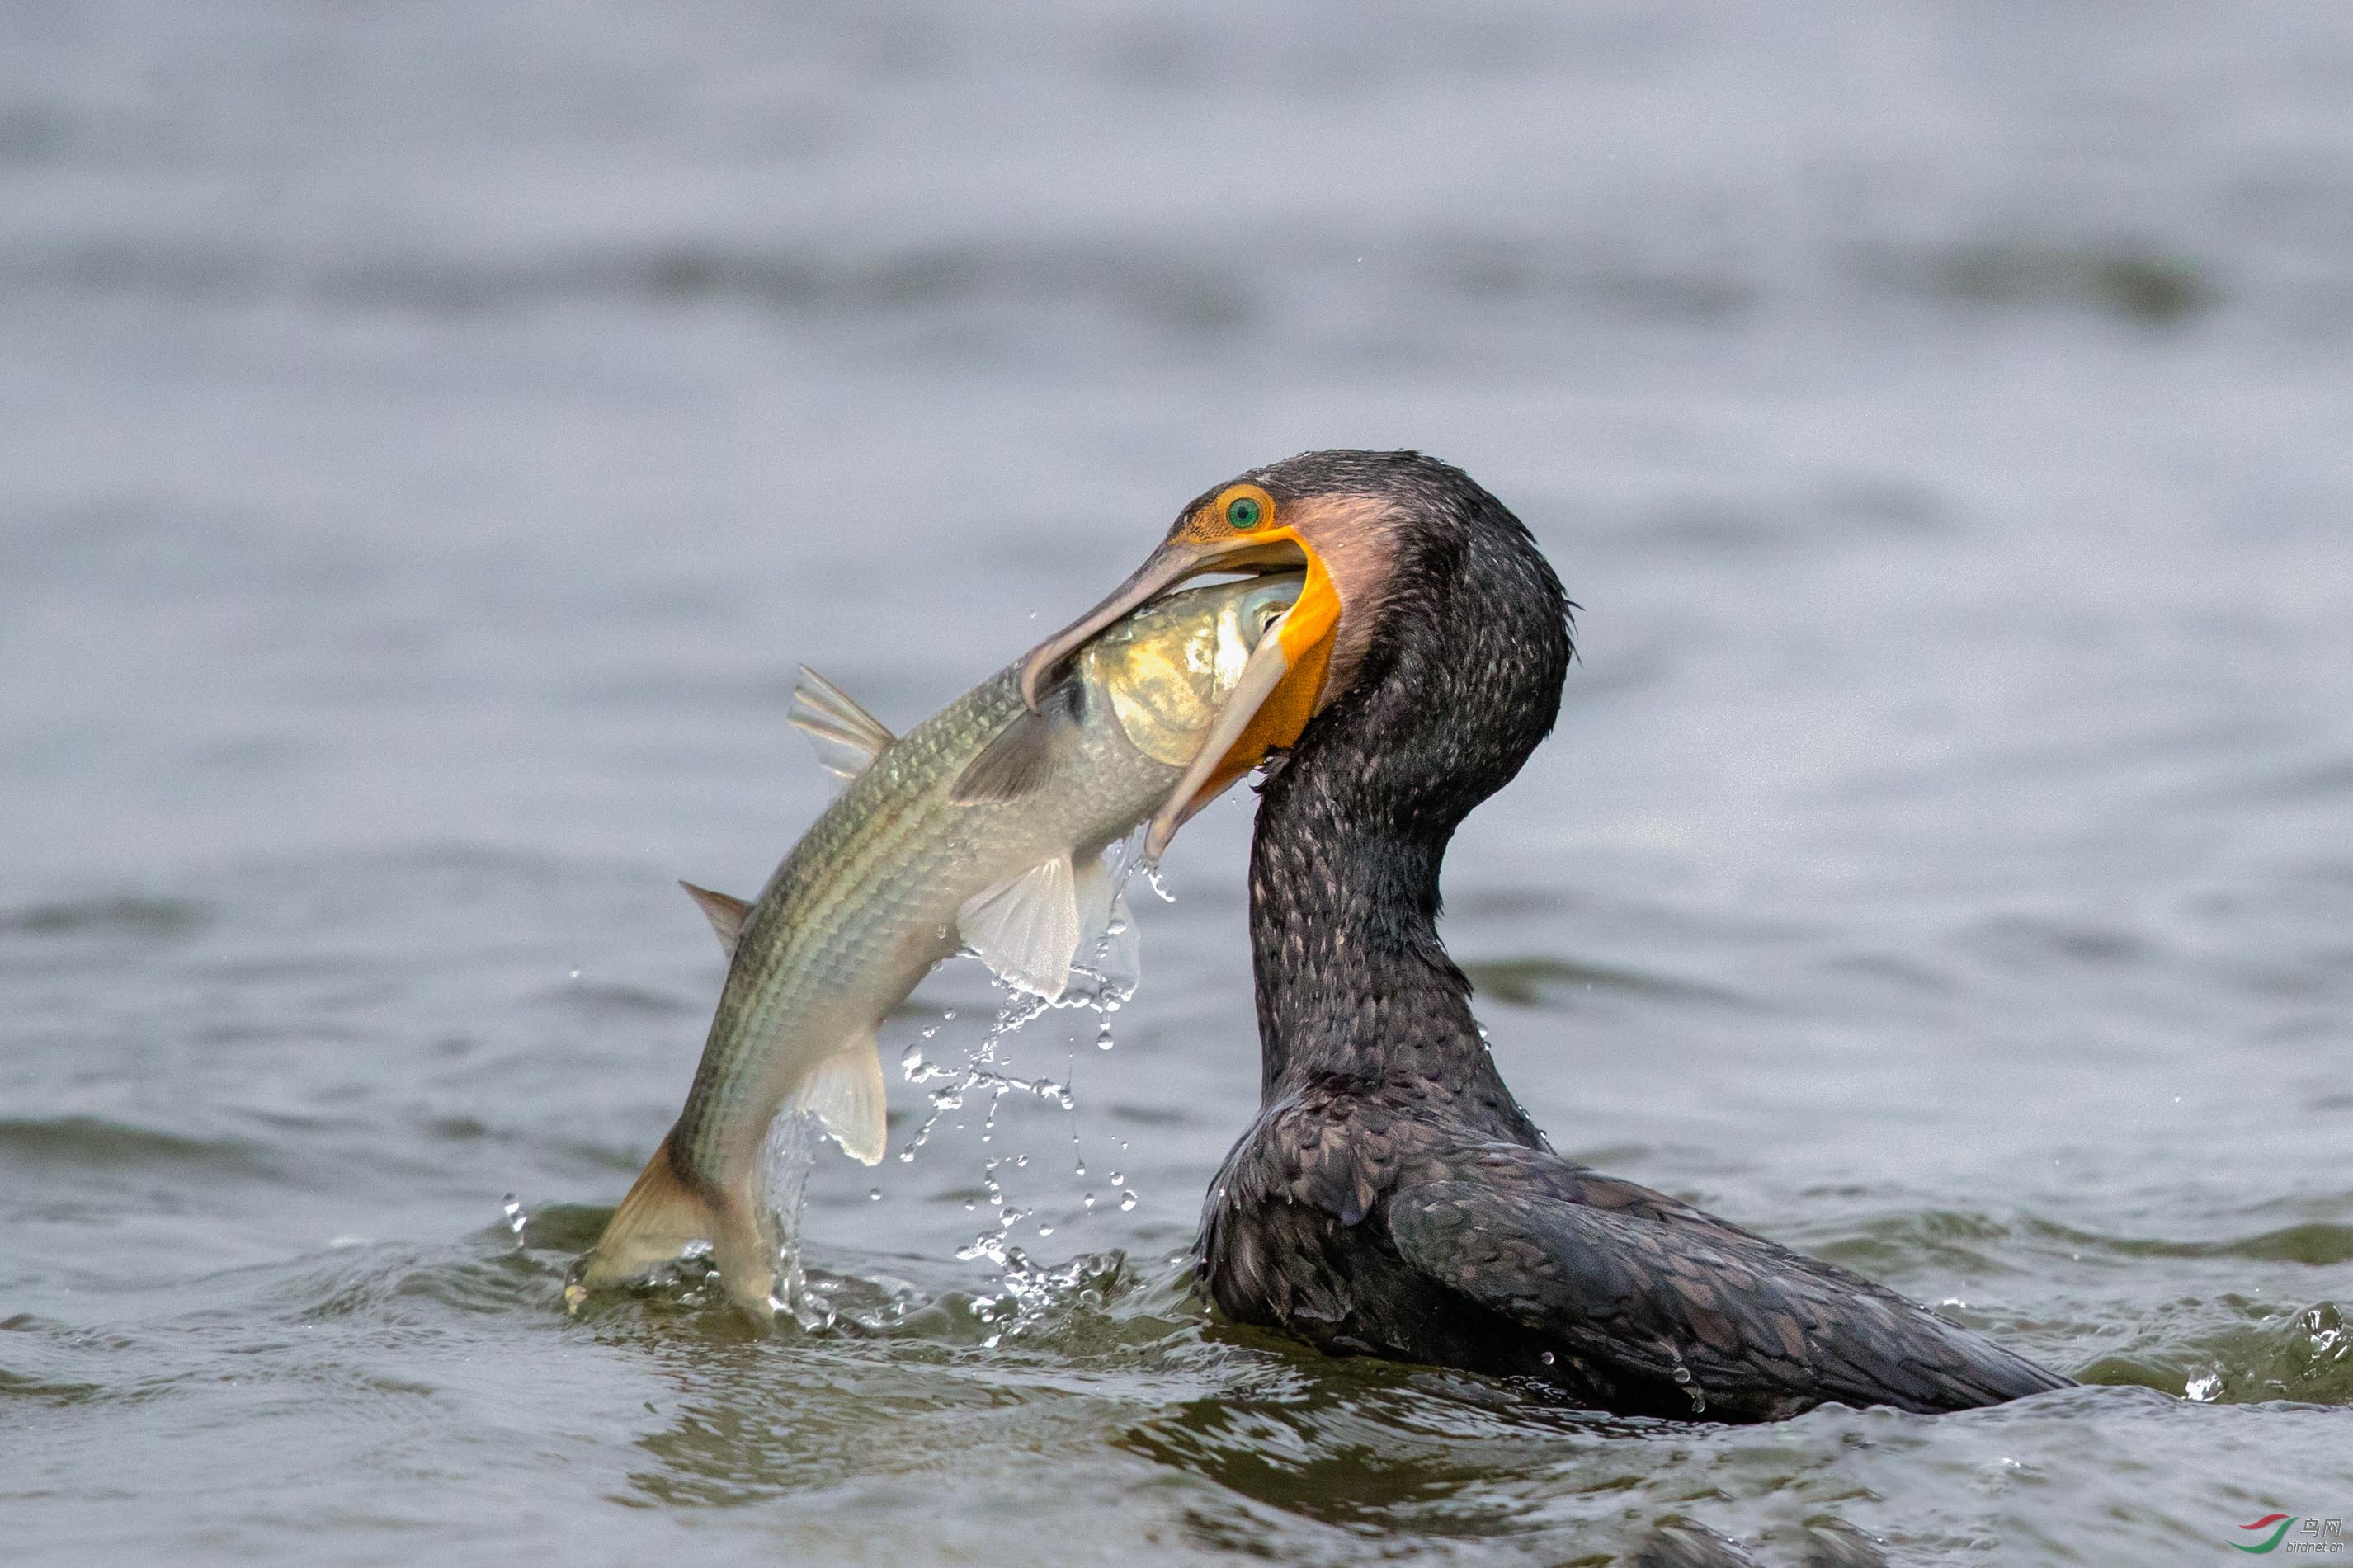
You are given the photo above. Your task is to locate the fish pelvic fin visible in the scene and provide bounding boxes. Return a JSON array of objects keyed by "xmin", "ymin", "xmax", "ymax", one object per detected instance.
[
  {"xmin": 1072, "ymin": 851, "xmax": 1139, "ymax": 992},
  {"xmin": 958, "ymin": 855, "xmax": 1080, "ymax": 1000},
  {"xmin": 679, "ymin": 881, "xmax": 753, "ymax": 955},
  {"xmin": 786, "ymin": 1026, "xmax": 889, "ymax": 1165},
  {"xmin": 790, "ymin": 665, "xmax": 896, "ymax": 779}
]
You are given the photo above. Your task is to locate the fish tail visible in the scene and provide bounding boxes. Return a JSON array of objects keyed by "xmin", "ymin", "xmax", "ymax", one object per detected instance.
[{"xmin": 578, "ymin": 1128, "xmax": 778, "ymax": 1326}]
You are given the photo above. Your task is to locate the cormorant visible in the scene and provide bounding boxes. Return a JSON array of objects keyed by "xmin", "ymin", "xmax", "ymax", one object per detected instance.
[{"xmin": 1016, "ymin": 450, "xmax": 2071, "ymax": 1422}]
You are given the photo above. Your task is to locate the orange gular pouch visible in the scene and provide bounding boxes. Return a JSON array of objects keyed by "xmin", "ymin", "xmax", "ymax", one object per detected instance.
[{"xmin": 1198, "ymin": 549, "xmax": 1341, "ymax": 798}]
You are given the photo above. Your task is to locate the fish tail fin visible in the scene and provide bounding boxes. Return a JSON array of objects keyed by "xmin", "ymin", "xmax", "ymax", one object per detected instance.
[
  {"xmin": 573, "ymin": 1130, "xmax": 780, "ymax": 1326},
  {"xmin": 578, "ymin": 1128, "xmax": 723, "ymax": 1287}
]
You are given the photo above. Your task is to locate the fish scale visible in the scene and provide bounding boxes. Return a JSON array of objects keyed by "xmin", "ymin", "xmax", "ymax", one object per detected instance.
[{"xmin": 578, "ymin": 575, "xmax": 1304, "ymax": 1321}]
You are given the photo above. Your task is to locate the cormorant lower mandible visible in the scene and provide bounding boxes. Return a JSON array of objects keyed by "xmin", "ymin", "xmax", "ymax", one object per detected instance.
[{"xmin": 1016, "ymin": 450, "xmax": 2071, "ymax": 1421}]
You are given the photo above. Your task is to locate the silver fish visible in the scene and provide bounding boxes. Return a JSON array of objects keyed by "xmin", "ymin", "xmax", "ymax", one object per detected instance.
[{"xmin": 575, "ymin": 572, "xmax": 1305, "ymax": 1321}]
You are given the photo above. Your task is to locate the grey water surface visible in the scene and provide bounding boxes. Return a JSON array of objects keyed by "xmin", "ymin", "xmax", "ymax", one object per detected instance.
[{"xmin": 5, "ymin": 4, "xmax": 2352, "ymax": 1564}]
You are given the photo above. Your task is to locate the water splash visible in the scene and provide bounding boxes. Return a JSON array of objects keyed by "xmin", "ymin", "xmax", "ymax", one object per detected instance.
[
  {"xmin": 757, "ymin": 1114, "xmax": 834, "ymax": 1331},
  {"xmin": 1669, "ymin": 1360, "xmax": 1708, "ymax": 1415},
  {"xmin": 875, "ymin": 845, "xmax": 1175, "ymax": 1315},
  {"xmin": 961, "ymin": 1250, "xmax": 1129, "ymax": 1349}
]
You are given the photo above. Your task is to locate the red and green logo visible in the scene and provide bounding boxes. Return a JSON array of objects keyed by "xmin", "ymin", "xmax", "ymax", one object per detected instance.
[{"xmin": 2233, "ymin": 1514, "xmax": 2295, "ymax": 1554}]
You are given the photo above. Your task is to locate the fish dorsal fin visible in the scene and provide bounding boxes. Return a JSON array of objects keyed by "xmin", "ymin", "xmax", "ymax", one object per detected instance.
[
  {"xmin": 951, "ymin": 681, "xmax": 1079, "ymax": 803},
  {"xmin": 785, "ymin": 1026, "xmax": 889, "ymax": 1165},
  {"xmin": 680, "ymin": 881, "xmax": 753, "ymax": 955},
  {"xmin": 790, "ymin": 665, "xmax": 896, "ymax": 780},
  {"xmin": 957, "ymin": 855, "xmax": 1080, "ymax": 1000}
]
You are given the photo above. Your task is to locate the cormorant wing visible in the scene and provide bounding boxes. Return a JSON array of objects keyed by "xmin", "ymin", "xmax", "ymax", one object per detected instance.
[{"xmin": 1387, "ymin": 1168, "xmax": 2070, "ymax": 1417}]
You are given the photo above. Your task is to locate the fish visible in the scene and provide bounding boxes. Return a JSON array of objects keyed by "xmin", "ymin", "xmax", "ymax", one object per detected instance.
[{"xmin": 574, "ymin": 570, "xmax": 1307, "ymax": 1321}]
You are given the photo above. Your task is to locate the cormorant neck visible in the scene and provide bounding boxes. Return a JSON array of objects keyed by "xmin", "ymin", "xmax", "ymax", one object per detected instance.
[
  {"xmin": 1245, "ymin": 647, "xmax": 1550, "ymax": 1147},
  {"xmin": 1233, "ymin": 463, "xmax": 1573, "ymax": 1143},
  {"xmin": 1249, "ymin": 751, "xmax": 1503, "ymax": 1108}
]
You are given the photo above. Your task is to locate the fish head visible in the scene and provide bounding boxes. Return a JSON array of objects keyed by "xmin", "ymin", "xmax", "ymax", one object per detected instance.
[
  {"xmin": 1019, "ymin": 467, "xmax": 1410, "ymax": 860},
  {"xmin": 1082, "ymin": 572, "xmax": 1304, "ymax": 769}
]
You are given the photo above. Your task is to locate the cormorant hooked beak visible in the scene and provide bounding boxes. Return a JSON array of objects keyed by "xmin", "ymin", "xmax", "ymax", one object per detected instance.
[{"xmin": 1017, "ymin": 480, "xmax": 1346, "ymax": 863}]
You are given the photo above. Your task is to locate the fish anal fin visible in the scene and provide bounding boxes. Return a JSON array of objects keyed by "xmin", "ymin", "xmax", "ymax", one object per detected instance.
[
  {"xmin": 787, "ymin": 1027, "xmax": 889, "ymax": 1165},
  {"xmin": 680, "ymin": 881, "xmax": 754, "ymax": 955},
  {"xmin": 790, "ymin": 666, "xmax": 896, "ymax": 779},
  {"xmin": 957, "ymin": 855, "xmax": 1080, "ymax": 1000}
]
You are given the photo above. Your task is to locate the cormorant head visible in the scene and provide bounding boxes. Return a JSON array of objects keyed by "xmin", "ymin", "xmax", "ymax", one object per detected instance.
[{"xmin": 1018, "ymin": 450, "xmax": 1572, "ymax": 859}]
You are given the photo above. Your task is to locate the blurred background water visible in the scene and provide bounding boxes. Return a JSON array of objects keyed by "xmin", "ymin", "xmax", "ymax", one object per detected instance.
[{"xmin": 4, "ymin": 3, "xmax": 2351, "ymax": 1563}]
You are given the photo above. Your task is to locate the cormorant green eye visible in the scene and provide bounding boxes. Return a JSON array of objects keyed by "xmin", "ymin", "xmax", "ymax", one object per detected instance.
[{"xmin": 1226, "ymin": 495, "xmax": 1263, "ymax": 530}]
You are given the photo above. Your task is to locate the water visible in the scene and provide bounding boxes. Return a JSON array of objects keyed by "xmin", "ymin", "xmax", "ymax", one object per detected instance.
[{"xmin": 4, "ymin": 3, "xmax": 2351, "ymax": 1561}]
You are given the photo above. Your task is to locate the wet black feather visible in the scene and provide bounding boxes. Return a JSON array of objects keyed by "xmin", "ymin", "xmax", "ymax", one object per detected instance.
[{"xmin": 1192, "ymin": 450, "xmax": 2071, "ymax": 1421}]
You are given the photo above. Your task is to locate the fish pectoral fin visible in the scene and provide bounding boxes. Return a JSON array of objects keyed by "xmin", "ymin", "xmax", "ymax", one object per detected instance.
[
  {"xmin": 951, "ymin": 681, "xmax": 1081, "ymax": 803},
  {"xmin": 788, "ymin": 1028, "xmax": 889, "ymax": 1165},
  {"xmin": 679, "ymin": 881, "xmax": 754, "ymax": 955},
  {"xmin": 957, "ymin": 855, "xmax": 1080, "ymax": 1001},
  {"xmin": 790, "ymin": 665, "xmax": 897, "ymax": 779}
]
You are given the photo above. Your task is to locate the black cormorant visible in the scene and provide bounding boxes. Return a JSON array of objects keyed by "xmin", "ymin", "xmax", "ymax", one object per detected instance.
[{"xmin": 1016, "ymin": 450, "xmax": 2070, "ymax": 1422}]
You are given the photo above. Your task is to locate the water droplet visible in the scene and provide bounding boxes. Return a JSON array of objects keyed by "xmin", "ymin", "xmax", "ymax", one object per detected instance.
[
  {"xmin": 568, "ymin": 968, "xmax": 581, "ymax": 980},
  {"xmin": 1000, "ymin": 1206, "xmax": 1021, "ymax": 1224},
  {"xmin": 1671, "ymin": 1365, "xmax": 1691, "ymax": 1383},
  {"xmin": 869, "ymin": 1188, "xmax": 883, "ymax": 1203},
  {"xmin": 1108, "ymin": 1171, "xmax": 1124, "ymax": 1187},
  {"xmin": 1015, "ymin": 1153, "xmax": 1029, "ymax": 1168},
  {"xmin": 1119, "ymin": 1190, "xmax": 1138, "ymax": 1212},
  {"xmin": 1082, "ymin": 1192, "xmax": 1096, "ymax": 1209},
  {"xmin": 1037, "ymin": 1224, "xmax": 1054, "ymax": 1237},
  {"xmin": 943, "ymin": 1010, "xmax": 957, "ymax": 1020},
  {"xmin": 1540, "ymin": 1351, "xmax": 1555, "ymax": 1367}
]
